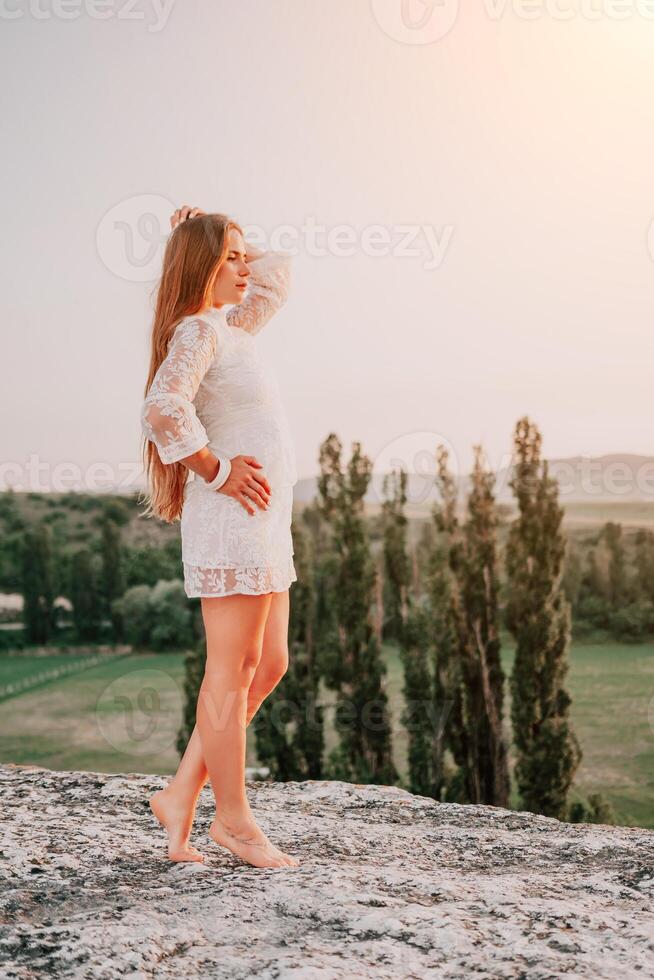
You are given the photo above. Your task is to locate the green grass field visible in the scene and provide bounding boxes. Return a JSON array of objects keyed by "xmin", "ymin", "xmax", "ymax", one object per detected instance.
[
  {"xmin": 0, "ymin": 652, "xmax": 190, "ymax": 777},
  {"xmin": 381, "ymin": 640, "xmax": 654, "ymax": 829},
  {"xmin": 1, "ymin": 640, "xmax": 653, "ymax": 828}
]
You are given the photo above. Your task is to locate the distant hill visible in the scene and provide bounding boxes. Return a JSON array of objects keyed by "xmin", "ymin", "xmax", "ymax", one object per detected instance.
[
  {"xmin": 290, "ymin": 453, "xmax": 654, "ymax": 531},
  {"xmin": 292, "ymin": 453, "xmax": 654, "ymax": 511}
]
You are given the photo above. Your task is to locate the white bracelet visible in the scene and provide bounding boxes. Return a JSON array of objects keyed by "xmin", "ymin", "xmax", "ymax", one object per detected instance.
[{"xmin": 203, "ymin": 454, "xmax": 232, "ymax": 491}]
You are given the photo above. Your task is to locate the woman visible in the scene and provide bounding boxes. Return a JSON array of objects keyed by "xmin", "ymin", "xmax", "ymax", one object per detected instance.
[{"xmin": 140, "ymin": 205, "xmax": 300, "ymax": 870}]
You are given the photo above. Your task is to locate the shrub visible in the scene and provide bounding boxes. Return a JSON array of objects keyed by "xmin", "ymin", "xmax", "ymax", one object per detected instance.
[
  {"xmin": 113, "ymin": 579, "xmax": 193, "ymax": 651},
  {"xmin": 568, "ymin": 791, "xmax": 616, "ymax": 825},
  {"xmin": 149, "ymin": 580, "xmax": 193, "ymax": 650},
  {"xmin": 113, "ymin": 585, "xmax": 153, "ymax": 649},
  {"xmin": 608, "ymin": 600, "xmax": 654, "ymax": 642}
]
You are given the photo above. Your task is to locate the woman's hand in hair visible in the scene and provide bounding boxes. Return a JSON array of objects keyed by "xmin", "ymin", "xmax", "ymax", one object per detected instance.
[
  {"xmin": 243, "ymin": 242, "xmax": 266, "ymax": 263},
  {"xmin": 217, "ymin": 455, "xmax": 272, "ymax": 516},
  {"xmin": 170, "ymin": 205, "xmax": 205, "ymax": 230}
]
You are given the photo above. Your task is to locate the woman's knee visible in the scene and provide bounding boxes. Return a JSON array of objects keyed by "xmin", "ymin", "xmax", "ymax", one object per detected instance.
[
  {"xmin": 204, "ymin": 644, "xmax": 262, "ymax": 686},
  {"xmin": 257, "ymin": 644, "xmax": 289, "ymax": 688},
  {"xmin": 229, "ymin": 645, "xmax": 264, "ymax": 686},
  {"xmin": 240, "ymin": 643, "xmax": 263, "ymax": 672}
]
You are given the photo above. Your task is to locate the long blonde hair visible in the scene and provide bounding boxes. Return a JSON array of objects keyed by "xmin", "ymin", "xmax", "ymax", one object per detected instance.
[{"xmin": 138, "ymin": 213, "xmax": 243, "ymax": 524}]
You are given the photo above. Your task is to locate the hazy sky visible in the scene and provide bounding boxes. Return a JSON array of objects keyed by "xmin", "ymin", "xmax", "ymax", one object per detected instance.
[{"xmin": 2, "ymin": 1, "xmax": 654, "ymax": 494}]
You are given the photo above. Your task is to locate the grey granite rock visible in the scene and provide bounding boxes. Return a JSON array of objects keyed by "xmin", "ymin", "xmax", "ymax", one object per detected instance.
[{"xmin": 1, "ymin": 763, "xmax": 653, "ymax": 979}]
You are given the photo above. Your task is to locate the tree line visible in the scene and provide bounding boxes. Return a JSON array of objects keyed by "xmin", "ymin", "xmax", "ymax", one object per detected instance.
[{"xmin": 177, "ymin": 416, "xmax": 617, "ymax": 825}]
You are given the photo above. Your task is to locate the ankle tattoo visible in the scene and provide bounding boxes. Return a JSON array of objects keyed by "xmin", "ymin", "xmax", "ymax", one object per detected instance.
[{"xmin": 214, "ymin": 816, "xmax": 268, "ymax": 850}]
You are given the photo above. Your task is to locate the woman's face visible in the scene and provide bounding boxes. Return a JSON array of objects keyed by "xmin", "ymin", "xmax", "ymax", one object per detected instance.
[{"xmin": 210, "ymin": 227, "xmax": 250, "ymax": 307}]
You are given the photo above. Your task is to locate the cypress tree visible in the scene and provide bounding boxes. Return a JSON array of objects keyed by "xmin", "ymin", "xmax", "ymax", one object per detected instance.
[
  {"xmin": 602, "ymin": 522, "xmax": 628, "ymax": 608},
  {"xmin": 253, "ymin": 516, "xmax": 325, "ymax": 780},
  {"xmin": 70, "ymin": 548, "xmax": 102, "ymax": 641},
  {"xmin": 380, "ymin": 468, "xmax": 410, "ymax": 644},
  {"xmin": 317, "ymin": 433, "xmax": 397, "ymax": 784},
  {"xmin": 379, "ymin": 466, "xmax": 456, "ymax": 799},
  {"xmin": 562, "ymin": 541, "xmax": 583, "ymax": 608},
  {"xmin": 101, "ymin": 516, "xmax": 125, "ymax": 639},
  {"xmin": 380, "ymin": 467, "xmax": 435, "ymax": 796},
  {"xmin": 434, "ymin": 445, "xmax": 510, "ymax": 806},
  {"xmin": 634, "ymin": 529, "xmax": 654, "ymax": 601},
  {"xmin": 414, "ymin": 520, "xmax": 436, "ymax": 595},
  {"xmin": 506, "ymin": 416, "xmax": 582, "ymax": 819},
  {"xmin": 584, "ymin": 547, "xmax": 605, "ymax": 599},
  {"xmin": 21, "ymin": 523, "xmax": 55, "ymax": 645},
  {"xmin": 400, "ymin": 602, "xmax": 434, "ymax": 797},
  {"xmin": 429, "ymin": 447, "xmax": 468, "ymax": 802}
]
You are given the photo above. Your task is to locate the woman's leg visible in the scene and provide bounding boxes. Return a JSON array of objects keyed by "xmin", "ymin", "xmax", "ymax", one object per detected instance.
[
  {"xmin": 149, "ymin": 722, "xmax": 207, "ymax": 862},
  {"xmin": 172, "ymin": 590, "xmax": 290, "ymax": 786},
  {"xmin": 244, "ymin": 589, "xmax": 291, "ymax": 723},
  {"xmin": 149, "ymin": 590, "xmax": 292, "ymax": 863},
  {"xmin": 198, "ymin": 590, "xmax": 298, "ymax": 868}
]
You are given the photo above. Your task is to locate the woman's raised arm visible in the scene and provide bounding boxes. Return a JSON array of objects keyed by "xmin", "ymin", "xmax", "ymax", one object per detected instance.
[{"xmin": 226, "ymin": 250, "xmax": 292, "ymax": 336}]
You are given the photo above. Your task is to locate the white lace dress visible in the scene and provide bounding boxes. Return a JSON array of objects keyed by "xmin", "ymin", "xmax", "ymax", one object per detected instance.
[{"xmin": 141, "ymin": 250, "xmax": 298, "ymax": 598}]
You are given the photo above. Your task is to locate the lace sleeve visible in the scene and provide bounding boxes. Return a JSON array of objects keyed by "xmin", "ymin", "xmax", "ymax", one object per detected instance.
[
  {"xmin": 141, "ymin": 317, "xmax": 218, "ymax": 465},
  {"xmin": 226, "ymin": 250, "xmax": 292, "ymax": 336}
]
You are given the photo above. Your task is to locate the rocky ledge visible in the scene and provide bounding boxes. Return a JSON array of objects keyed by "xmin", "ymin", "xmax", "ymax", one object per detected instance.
[{"xmin": 1, "ymin": 763, "xmax": 653, "ymax": 978}]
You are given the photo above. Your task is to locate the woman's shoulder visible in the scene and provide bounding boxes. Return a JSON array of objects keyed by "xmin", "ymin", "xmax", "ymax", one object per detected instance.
[
  {"xmin": 160, "ymin": 316, "xmax": 220, "ymax": 375},
  {"xmin": 174, "ymin": 311, "xmax": 232, "ymax": 353},
  {"xmin": 172, "ymin": 311, "xmax": 259, "ymax": 372}
]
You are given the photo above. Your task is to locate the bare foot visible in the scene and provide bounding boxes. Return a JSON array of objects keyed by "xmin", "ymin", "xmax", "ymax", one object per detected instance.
[
  {"xmin": 209, "ymin": 815, "xmax": 300, "ymax": 869},
  {"xmin": 149, "ymin": 787, "xmax": 204, "ymax": 863},
  {"xmin": 238, "ymin": 820, "xmax": 299, "ymax": 867}
]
